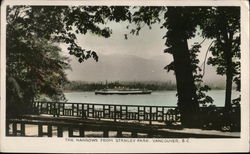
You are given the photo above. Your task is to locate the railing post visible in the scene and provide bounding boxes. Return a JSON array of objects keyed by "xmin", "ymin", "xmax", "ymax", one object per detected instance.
[
  {"xmin": 72, "ymin": 104, "xmax": 74, "ymax": 116},
  {"xmin": 143, "ymin": 107, "xmax": 146, "ymax": 121},
  {"xmin": 93, "ymin": 104, "xmax": 96, "ymax": 118},
  {"xmin": 137, "ymin": 106, "xmax": 140, "ymax": 122},
  {"xmin": 162, "ymin": 107, "xmax": 165, "ymax": 122},
  {"xmin": 103, "ymin": 105, "xmax": 105, "ymax": 118},
  {"xmin": 126, "ymin": 106, "xmax": 128, "ymax": 120},
  {"xmin": 81, "ymin": 105, "xmax": 85, "ymax": 118},
  {"xmin": 57, "ymin": 126, "xmax": 63, "ymax": 137},
  {"xmin": 12, "ymin": 122, "xmax": 17, "ymax": 136},
  {"xmin": 117, "ymin": 130, "xmax": 122, "ymax": 137},
  {"xmin": 156, "ymin": 107, "xmax": 159, "ymax": 121},
  {"xmin": 131, "ymin": 131, "xmax": 137, "ymax": 138},
  {"xmin": 47, "ymin": 124, "xmax": 52, "ymax": 137},
  {"xmin": 68, "ymin": 127, "xmax": 74, "ymax": 137},
  {"xmin": 57, "ymin": 103, "xmax": 60, "ymax": 116},
  {"xmin": 20, "ymin": 122, "xmax": 25, "ymax": 136},
  {"xmin": 46, "ymin": 102, "xmax": 51, "ymax": 114},
  {"xmin": 38, "ymin": 124, "xmax": 52, "ymax": 137},
  {"xmin": 79, "ymin": 127, "xmax": 85, "ymax": 137},
  {"xmin": 114, "ymin": 105, "xmax": 117, "ymax": 122},
  {"xmin": 38, "ymin": 124, "xmax": 43, "ymax": 137},
  {"xmin": 87, "ymin": 104, "xmax": 89, "ymax": 117},
  {"xmin": 32, "ymin": 101, "xmax": 35, "ymax": 113},
  {"xmin": 62, "ymin": 103, "xmax": 65, "ymax": 116},
  {"xmin": 6, "ymin": 121, "xmax": 10, "ymax": 136},
  {"xmin": 109, "ymin": 105, "xmax": 111, "ymax": 119},
  {"xmin": 103, "ymin": 130, "xmax": 109, "ymax": 137},
  {"xmin": 37, "ymin": 102, "xmax": 40, "ymax": 114},
  {"xmin": 53, "ymin": 103, "xmax": 56, "ymax": 117},
  {"xmin": 149, "ymin": 106, "xmax": 152, "ymax": 125},
  {"xmin": 120, "ymin": 105, "xmax": 122, "ymax": 120},
  {"xmin": 147, "ymin": 132, "xmax": 153, "ymax": 138},
  {"xmin": 76, "ymin": 104, "xmax": 79, "ymax": 116}
]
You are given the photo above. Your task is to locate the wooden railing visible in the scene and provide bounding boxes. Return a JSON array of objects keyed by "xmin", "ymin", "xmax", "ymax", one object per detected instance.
[
  {"xmin": 6, "ymin": 116, "xmax": 240, "ymax": 138},
  {"xmin": 32, "ymin": 101, "xmax": 181, "ymax": 124},
  {"xmin": 6, "ymin": 102, "xmax": 240, "ymax": 137},
  {"xmin": 6, "ymin": 117, "xmax": 165, "ymax": 138}
]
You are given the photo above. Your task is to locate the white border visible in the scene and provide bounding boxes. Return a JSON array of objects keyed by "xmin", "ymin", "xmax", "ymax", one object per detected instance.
[
  {"xmin": 1, "ymin": 0, "xmax": 249, "ymax": 153},
  {"xmin": 0, "ymin": 0, "xmax": 247, "ymax": 6}
]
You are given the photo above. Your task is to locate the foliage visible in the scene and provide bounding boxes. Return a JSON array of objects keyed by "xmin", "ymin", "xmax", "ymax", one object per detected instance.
[
  {"xmin": 199, "ymin": 7, "xmax": 240, "ymax": 108},
  {"xmin": 6, "ymin": 6, "xmax": 132, "ymax": 116},
  {"xmin": 7, "ymin": 6, "xmax": 131, "ymax": 64},
  {"xmin": 6, "ymin": 5, "xmax": 240, "ymax": 130},
  {"xmin": 126, "ymin": 7, "xmax": 216, "ymax": 127},
  {"xmin": 164, "ymin": 42, "xmax": 214, "ymax": 107},
  {"xmin": 189, "ymin": 43, "xmax": 214, "ymax": 107},
  {"xmin": 6, "ymin": 6, "xmax": 71, "ymax": 116},
  {"xmin": 129, "ymin": 7, "xmax": 214, "ymax": 107},
  {"xmin": 199, "ymin": 106, "xmax": 240, "ymax": 132}
]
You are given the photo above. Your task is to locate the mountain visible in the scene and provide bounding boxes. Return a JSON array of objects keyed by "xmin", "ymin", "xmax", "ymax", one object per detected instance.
[{"xmin": 65, "ymin": 53, "xmax": 225, "ymax": 84}]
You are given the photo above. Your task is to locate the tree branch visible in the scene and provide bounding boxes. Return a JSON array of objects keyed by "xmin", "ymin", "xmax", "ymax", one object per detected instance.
[{"xmin": 201, "ymin": 40, "xmax": 216, "ymax": 77}]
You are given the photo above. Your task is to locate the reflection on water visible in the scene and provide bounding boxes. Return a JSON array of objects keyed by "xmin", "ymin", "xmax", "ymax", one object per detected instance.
[{"xmin": 64, "ymin": 90, "xmax": 240, "ymax": 107}]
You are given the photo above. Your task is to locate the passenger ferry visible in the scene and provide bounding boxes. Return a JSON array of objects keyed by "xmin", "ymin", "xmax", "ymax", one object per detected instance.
[{"xmin": 95, "ymin": 89, "xmax": 152, "ymax": 95}]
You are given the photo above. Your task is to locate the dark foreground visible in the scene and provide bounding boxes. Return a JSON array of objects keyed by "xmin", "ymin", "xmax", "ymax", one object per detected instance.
[{"xmin": 6, "ymin": 115, "xmax": 240, "ymax": 138}]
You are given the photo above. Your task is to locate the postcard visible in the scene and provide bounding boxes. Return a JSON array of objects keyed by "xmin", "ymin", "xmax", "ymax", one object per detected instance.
[{"xmin": 0, "ymin": 0, "xmax": 249, "ymax": 153}]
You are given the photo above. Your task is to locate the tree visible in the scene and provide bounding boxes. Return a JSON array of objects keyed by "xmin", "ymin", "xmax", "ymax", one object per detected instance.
[
  {"xmin": 162, "ymin": 7, "xmax": 202, "ymax": 127},
  {"xmin": 6, "ymin": 6, "xmax": 131, "ymax": 117},
  {"xmin": 129, "ymin": 7, "xmax": 215, "ymax": 127},
  {"xmin": 6, "ymin": 6, "xmax": 71, "ymax": 116},
  {"xmin": 8, "ymin": 6, "xmax": 231, "ymax": 129},
  {"xmin": 200, "ymin": 7, "xmax": 240, "ymax": 110}
]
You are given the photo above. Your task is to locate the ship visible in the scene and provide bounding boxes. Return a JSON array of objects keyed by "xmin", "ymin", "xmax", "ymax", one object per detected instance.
[{"xmin": 95, "ymin": 89, "xmax": 152, "ymax": 95}]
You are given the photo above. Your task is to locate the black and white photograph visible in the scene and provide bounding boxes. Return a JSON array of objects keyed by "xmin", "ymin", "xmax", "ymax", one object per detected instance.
[{"xmin": 0, "ymin": 0, "xmax": 249, "ymax": 153}]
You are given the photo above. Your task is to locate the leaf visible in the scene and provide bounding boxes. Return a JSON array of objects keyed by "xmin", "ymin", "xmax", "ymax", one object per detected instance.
[
  {"xmin": 124, "ymin": 34, "xmax": 128, "ymax": 40},
  {"xmin": 78, "ymin": 58, "xmax": 83, "ymax": 63},
  {"xmin": 164, "ymin": 61, "xmax": 174, "ymax": 72}
]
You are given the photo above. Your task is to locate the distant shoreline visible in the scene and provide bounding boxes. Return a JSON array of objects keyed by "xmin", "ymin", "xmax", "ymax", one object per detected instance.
[
  {"xmin": 63, "ymin": 89, "xmax": 230, "ymax": 93},
  {"xmin": 63, "ymin": 89, "xmax": 179, "ymax": 93},
  {"xmin": 64, "ymin": 80, "xmax": 228, "ymax": 92}
]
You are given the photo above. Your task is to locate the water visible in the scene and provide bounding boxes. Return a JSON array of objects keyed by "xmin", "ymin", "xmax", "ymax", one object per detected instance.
[{"xmin": 64, "ymin": 90, "xmax": 240, "ymax": 107}]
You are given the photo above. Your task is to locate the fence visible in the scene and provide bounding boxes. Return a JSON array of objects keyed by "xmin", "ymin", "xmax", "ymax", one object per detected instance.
[
  {"xmin": 32, "ymin": 101, "xmax": 181, "ymax": 124},
  {"xmin": 6, "ymin": 118, "xmax": 163, "ymax": 138},
  {"xmin": 6, "ymin": 117, "xmax": 238, "ymax": 138},
  {"xmin": 6, "ymin": 102, "xmax": 240, "ymax": 137}
]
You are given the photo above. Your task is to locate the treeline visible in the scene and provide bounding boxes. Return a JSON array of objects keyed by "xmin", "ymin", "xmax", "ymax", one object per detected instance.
[
  {"xmin": 64, "ymin": 81, "xmax": 176, "ymax": 91},
  {"xmin": 64, "ymin": 81, "xmax": 226, "ymax": 92}
]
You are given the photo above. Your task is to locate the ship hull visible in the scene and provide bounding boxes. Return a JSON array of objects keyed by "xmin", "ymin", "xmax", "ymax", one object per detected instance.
[{"xmin": 95, "ymin": 90, "xmax": 152, "ymax": 95}]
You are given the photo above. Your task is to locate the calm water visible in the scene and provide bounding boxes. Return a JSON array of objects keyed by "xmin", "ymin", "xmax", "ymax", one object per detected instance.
[{"xmin": 64, "ymin": 90, "xmax": 240, "ymax": 107}]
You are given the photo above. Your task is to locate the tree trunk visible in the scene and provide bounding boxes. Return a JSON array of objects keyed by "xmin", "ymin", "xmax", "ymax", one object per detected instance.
[
  {"xmin": 225, "ymin": 63, "xmax": 233, "ymax": 110},
  {"xmin": 166, "ymin": 7, "xmax": 200, "ymax": 128},
  {"xmin": 172, "ymin": 38, "xmax": 200, "ymax": 128},
  {"xmin": 166, "ymin": 7, "xmax": 200, "ymax": 127},
  {"xmin": 224, "ymin": 36, "xmax": 233, "ymax": 110}
]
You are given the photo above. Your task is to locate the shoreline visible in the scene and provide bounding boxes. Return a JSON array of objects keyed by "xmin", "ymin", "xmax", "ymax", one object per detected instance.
[{"xmin": 63, "ymin": 89, "xmax": 233, "ymax": 93}]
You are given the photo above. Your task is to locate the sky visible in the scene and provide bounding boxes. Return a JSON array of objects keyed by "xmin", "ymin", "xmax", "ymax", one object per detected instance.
[{"xmin": 60, "ymin": 20, "xmax": 225, "ymax": 84}]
